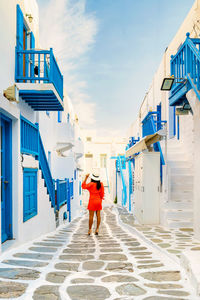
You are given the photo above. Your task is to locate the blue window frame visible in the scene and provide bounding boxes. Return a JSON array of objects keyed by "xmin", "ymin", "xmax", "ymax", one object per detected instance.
[{"xmin": 23, "ymin": 168, "xmax": 38, "ymax": 222}]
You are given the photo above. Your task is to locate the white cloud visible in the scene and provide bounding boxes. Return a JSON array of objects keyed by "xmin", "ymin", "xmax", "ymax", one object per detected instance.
[{"xmin": 38, "ymin": 0, "xmax": 97, "ymax": 127}]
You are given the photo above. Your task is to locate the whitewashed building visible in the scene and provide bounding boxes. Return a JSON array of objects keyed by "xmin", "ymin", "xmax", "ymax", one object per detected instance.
[
  {"xmin": 116, "ymin": 0, "xmax": 200, "ymax": 241},
  {"xmin": 82, "ymin": 130, "xmax": 126, "ymax": 204},
  {"xmin": 0, "ymin": 0, "xmax": 84, "ymax": 250}
]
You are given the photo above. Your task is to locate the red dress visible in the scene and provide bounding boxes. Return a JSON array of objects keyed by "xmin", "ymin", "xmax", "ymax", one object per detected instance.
[{"xmin": 82, "ymin": 181, "xmax": 104, "ymax": 211}]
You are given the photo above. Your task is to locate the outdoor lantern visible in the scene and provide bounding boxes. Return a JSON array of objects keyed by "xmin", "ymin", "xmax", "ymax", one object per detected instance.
[
  {"xmin": 160, "ymin": 77, "xmax": 174, "ymax": 91},
  {"xmin": 26, "ymin": 14, "xmax": 33, "ymax": 23}
]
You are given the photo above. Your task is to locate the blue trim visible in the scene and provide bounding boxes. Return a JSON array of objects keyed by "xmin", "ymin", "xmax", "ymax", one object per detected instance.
[
  {"xmin": 1, "ymin": 114, "xmax": 13, "ymax": 242},
  {"xmin": 58, "ymin": 111, "xmax": 62, "ymax": 123},
  {"xmin": 116, "ymin": 156, "xmax": 127, "ymax": 207},
  {"xmin": 48, "ymin": 151, "xmax": 51, "ymax": 170},
  {"xmin": 16, "ymin": 5, "xmax": 24, "ymax": 50},
  {"xmin": 169, "ymin": 106, "xmax": 176, "ymax": 138},
  {"xmin": 177, "ymin": 115, "xmax": 180, "ymax": 140},
  {"xmin": 19, "ymin": 90, "xmax": 64, "ymax": 111},
  {"xmin": 128, "ymin": 160, "xmax": 132, "ymax": 212}
]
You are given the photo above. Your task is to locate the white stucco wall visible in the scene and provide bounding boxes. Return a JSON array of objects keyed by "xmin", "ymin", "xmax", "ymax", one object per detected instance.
[
  {"xmin": 0, "ymin": 0, "xmax": 84, "ymax": 249},
  {"xmin": 126, "ymin": 0, "xmax": 200, "ymax": 235}
]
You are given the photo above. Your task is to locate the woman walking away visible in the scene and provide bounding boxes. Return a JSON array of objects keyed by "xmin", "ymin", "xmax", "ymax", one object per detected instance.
[{"xmin": 82, "ymin": 171, "xmax": 104, "ymax": 235}]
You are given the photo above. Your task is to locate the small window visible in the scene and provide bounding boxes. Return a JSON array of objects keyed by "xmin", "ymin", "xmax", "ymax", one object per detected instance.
[
  {"xmin": 85, "ymin": 154, "xmax": 93, "ymax": 158},
  {"xmin": 23, "ymin": 168, "xmax": 38, "ymax": 222},
  {"xmin": 100, "ymin": 154, "xmax": 107, "ymax": 168},
  {"xmin": 86, "ymin": 137, "xmax": 92, "ymax": 142}
]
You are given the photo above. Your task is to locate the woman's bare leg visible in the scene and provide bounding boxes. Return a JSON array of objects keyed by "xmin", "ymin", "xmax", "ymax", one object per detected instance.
[
  {"xmin": 96, "ymin": 210, "xmax": 101, "ymax": 233},
  {"xmin": 89, "ymin": 211, "xmax": 94, "ymax": 233}
]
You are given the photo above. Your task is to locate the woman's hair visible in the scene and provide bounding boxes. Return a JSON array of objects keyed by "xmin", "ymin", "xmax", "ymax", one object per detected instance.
[{"xmin": 91, "ymin": 179, "xmax": 101, "ymax": 190}]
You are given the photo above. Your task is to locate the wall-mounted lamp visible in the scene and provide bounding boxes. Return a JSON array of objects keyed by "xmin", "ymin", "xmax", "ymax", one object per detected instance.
[
  {"xmin": 3, "ymin": 84, "xmax": 19, "ymax": 103},
  {"xmin": 161, "ymin": 76, "xmax": 187, "ymax": 91},
  {"xmin": 160, "ymin": 77, "xmax": 174, "ymax": 91},
  {"xmin": 26, "ymin": 13, "xmax": 33, "ymax": 23}
]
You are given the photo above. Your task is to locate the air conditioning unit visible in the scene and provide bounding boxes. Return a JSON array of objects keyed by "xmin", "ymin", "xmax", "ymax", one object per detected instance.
[{"xmin": 3, "ymin": 84, "xmax": 19, "ymax": 103}]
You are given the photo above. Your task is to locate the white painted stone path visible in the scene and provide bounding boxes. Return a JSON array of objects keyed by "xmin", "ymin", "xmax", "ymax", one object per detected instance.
[{"xmin": 0, "ymin": 206, "xmax": 198, "ymax": 299}]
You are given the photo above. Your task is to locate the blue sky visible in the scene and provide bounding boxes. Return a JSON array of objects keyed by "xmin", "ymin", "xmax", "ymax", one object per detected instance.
[{"xmin": 37, "ymin": 0, "xmax": 195, "ymax": 136}]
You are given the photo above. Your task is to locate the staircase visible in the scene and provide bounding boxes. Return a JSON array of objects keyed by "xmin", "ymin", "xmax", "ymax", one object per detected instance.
[
  {"xmin": 161, "ymin": 139, "xmax": 193, "ymax": 228},
  {"xmin": 169, "ymin": 32, "xmax": 200, "ymax": 107},
  {"xmin": 21, "ymin": 116, "xmax": 55, "ymax": 208}
]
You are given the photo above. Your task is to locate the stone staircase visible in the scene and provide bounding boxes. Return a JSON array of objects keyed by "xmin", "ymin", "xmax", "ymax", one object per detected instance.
[{"xmin": 161, "ymin": 139, "xmax": 193, "ymax": 229}]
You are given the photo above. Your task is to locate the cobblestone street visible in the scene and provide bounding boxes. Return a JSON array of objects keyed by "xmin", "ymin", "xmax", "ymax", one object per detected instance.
[{"xmin": 0, "ymin": 206, "xmax": 197, "ymax": 299}]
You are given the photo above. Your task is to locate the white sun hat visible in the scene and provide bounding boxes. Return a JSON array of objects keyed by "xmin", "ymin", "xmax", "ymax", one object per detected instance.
[{"xmin": 90, "ymin": 168, "xmax": 100, "ymax": 181}]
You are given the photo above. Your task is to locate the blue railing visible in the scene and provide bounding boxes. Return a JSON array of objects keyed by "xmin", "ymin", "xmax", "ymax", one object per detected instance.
[
  {"xmin": 21, "ymin": 116, "xmax": 39, "ymax": 156},
  {"xmin": 128, "ymin": 160, "xmax": 133, "ymax": 212},
  {"xmin": 170, "ymin": 33, "xmax": 200, "ymax": 102},
  {"xmin": 20, "ymin": 116, "xmax": 55, "ymax": 207},
  {"xmin": 116, "ymin": 156, "xmax": 127, "ymax": 207},
  {"xmin": 56, "ymin": 179, "xmax": 67, "ymax": 210},
  {"xmin": 127, "ymin": 137, "xmax": 140, "ymax": 149},
  {"xmin": 38, "ymin": 135, "xmax": 55, "ymax": 207},
  {"xmin": 142, "ymin": 111, "xmax": 166, "ymax": 138},
  {"xmin": 142, "ymin": 111, "xmax": 166, "ymax": 182},
  {"xmin": 15, "ymin": 48, "xmax": 63, "ymax": 100}
]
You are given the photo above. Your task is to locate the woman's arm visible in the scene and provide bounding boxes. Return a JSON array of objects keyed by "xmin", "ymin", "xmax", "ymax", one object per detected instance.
[
  {"xmin": 81, "ymin": 174, "xmax": 91, "ymax": 190},
  {"xmin": 100, "ymin": 184, "xmax": 104, "ymax": 200}
]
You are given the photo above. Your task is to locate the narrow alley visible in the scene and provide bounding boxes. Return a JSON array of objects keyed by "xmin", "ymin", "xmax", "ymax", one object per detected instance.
[
  {"xmin": 0, "ymin": 206, "xmax": 197, "ymax": 300},
  {"xmin": 2, "ymin": 0, "xmax": 200, "ymax": 299}
]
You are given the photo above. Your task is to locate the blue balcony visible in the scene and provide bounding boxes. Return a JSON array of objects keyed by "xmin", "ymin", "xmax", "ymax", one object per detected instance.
[
  {"xmin": 15, "ymin": 48, "xmax": 64, "ymax": 111},
  {"xmin": 169, "ymin": 33, "xmax": 200, "ymax": 106}
]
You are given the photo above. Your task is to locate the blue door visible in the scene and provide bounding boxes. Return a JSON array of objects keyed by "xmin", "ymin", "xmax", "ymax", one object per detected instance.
[{"xmin": 1, "ymin": 115, "xmax": 12, "ymax": 243}]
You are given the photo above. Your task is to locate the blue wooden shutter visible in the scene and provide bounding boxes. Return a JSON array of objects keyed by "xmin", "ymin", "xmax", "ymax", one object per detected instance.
[
  {"xmin": 16, "ymin": 5, "xmax": 23, "ymax": 49},
  {"xmin": 23, "ymin": 169, "xmax": 38, "ymax": 222},
  {"xmin": 169, "ymin": 106, "xmax": 176, "ymax": 138},
  {"xmin": 16, "ymin": 5, "xmax": 24, "ymax": 79}
]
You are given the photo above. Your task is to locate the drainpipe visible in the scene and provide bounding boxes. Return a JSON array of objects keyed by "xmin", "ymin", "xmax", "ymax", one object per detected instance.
[{"xmin": 163, "ymin": 48, "xmax": 169, "ymax": 203}]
